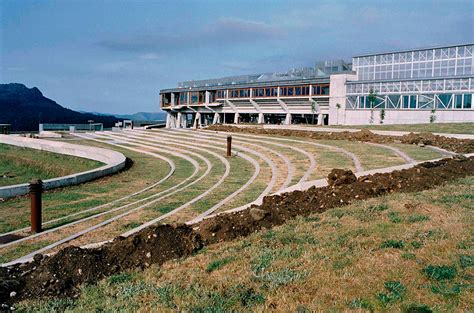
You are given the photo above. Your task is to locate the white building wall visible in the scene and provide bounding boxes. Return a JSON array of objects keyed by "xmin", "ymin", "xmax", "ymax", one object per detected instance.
[
  {"xmin": 328, "ymin": 73, "xmax": 358, "ymax": 125},
  {"xmin": 344, "ymin": 109, "xmax": 474, "ymax": 125}
]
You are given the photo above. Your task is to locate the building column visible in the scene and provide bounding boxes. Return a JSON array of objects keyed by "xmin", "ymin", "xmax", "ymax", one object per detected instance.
[
  {"xmin": 171, "ymin": 93, "xmax": 176, "ymax": 106},
  {"xmin": 205, "ymin": 91, "xmax": 210, "ymax": 104},
  {"xmin": 177, "ymin": 112, "xmax": 183, "ymax": 128},
  {"xmin": 258, "ymin": 112, "xmax": 264, "ymax": 124},
  {"xmin": 234, "ymin": 112, "xmax": 240, "ymax": 124},
  {"xmin": 166, "ymin": 113, "xmax": 178, "ymax": 128},
  {"xmin": 193, "ymin": 112, "xmax": 201, "ymax": 129},
  {"xmin": 284, "ymin": 113, "xmax": 292, "ymax": 125},
  {"xmin": 318, "ymin": 114, "xmax": 323, "ymax": 125},
  {"xmin": 212, "ymin": 112, "xmax": 221, "ymax": 124}
]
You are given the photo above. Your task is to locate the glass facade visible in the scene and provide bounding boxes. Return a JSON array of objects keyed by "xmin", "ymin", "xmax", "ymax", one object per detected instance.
[
  {"xmin": 353, "ymin": 45, "xmax": 473, "ymax": 81},
  {"xmin": 347, "ymin": 93, "xmax": 472, "ymax": 110}
]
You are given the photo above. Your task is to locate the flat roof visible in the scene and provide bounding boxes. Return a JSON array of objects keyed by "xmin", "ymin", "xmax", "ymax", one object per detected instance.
[
  {"xmin": 353, "ymin": 43, "xmax": 474, "ymax": 58},
  {"xmin": 160, "ymin": 76, "xmax": 335, "ymax": 93}
]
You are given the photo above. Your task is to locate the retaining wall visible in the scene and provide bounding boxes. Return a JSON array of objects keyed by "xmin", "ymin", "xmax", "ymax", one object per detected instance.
[{"xmin": 0, "ymin": 135, "xmax": 126, "ymax": 198}]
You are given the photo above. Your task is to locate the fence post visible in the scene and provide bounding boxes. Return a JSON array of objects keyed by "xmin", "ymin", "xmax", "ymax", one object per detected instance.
[
  {"xmin": 226, "ymin": 135, "xmax": 232, "ymax": 157},
  {"xmin": 29, "ymin": 179, "xmax": 43, "ymax": 233}
]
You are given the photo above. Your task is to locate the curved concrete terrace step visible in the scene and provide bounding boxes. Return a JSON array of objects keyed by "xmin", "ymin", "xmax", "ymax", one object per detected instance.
[{"xmin": 0, "ymin": 135, "xmax": 127, "ymax": 199}]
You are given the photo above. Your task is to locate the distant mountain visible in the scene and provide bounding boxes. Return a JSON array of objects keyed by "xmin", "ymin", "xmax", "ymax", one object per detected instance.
[
  {"xmin": 0, "ymin": 83, "xmax": 121, "ymax": 131},
  {"xmin": 115, "ymin": 112, "xmax": 166, "ymax": 121},
  {"xmin": 78, "ymin": 111, "xmax": 166, "ymax": 121}
]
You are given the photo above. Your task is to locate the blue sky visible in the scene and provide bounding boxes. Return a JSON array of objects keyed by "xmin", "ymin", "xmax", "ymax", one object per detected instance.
[{"xmin": 1, "ymin": 0, "xmax": 473, "ymax": 114}]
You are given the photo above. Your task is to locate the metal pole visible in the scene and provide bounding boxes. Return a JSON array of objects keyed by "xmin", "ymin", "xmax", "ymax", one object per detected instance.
[
  {"xmin": 29, "ymin": 179, "xmax": 43, "ymax": 233},
  {"xmin": 226, "ymin": 135, "xmax": 232, "ymax": 157}
]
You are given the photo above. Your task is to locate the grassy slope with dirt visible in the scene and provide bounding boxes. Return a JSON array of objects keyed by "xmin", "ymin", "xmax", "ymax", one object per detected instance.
[
  {"xmin": 18, "ymin": 175, "xmax": 474, "ymax": 312},
  {"xmin": 315, "ymin": 122, "xmax": 474, "ymax": 135},
  {"xmin": 0, "ymin": 143, "xmax": 104, "ymax": 187}
]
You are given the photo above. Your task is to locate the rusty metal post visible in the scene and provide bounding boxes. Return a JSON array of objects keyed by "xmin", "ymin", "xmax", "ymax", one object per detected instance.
[
  {"xmin": 29, "ymin": 179, "xmax": 43, "ymax": 233},
  {"xmin": 226, "ymin": 135, "xmax": 232, "ymax": 157}
]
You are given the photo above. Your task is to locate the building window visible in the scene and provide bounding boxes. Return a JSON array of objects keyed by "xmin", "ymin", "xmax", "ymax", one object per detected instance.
[
  {"xmin": 436, "ymin": 94, "xmax": 452, "ymax": 109},
  {"xmin": 198, "ymin": 91, "xmax": 206, "ymax": 103},
  {"xmin": 410, "ymin": 95, "xmax": 417, "ymax": 108},
  {"xmin": 217, "ymin": 90, "xmax": 227, "ymax": 99},
  {"xmin": 295, "ymin": 86, "xmax": 301, "ymax": 96},
  {"xmin": 464, "ymin": 94, "xmax": 472, "ymax": 109},
  {"xmin": 455, "ymin": 94, "xmax": 463, "ymax": 109},
  {"xmin": 302, "ymin": 86, "xmax": 309, "ymax": 95},
  {"xmin": 190, "ymin": 92, "xmax": 199, "ymax": 104},
  {"xmin": 402, "ymin": 95, "xmax": 410, "ymax": 109},
  {"xmin": 271, "ymin": 87, "xmax": 278, "ymax": 97},
  {"xmin": 178, "ymin": 92, "xmax": 188, "ymax": 104}
]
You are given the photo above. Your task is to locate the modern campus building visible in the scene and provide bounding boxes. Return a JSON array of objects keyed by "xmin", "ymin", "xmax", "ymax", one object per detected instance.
[{"xmin": 160, "ymin": 43, "xmax": 474, "ymax": 127}]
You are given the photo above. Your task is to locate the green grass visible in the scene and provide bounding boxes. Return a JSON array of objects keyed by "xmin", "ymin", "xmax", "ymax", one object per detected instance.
[
  {"xmin": 0, "ymin": 143, "xmax": 104, "ymax": 186},
  {"xmin": 17, "ymin": 175, "xmax": 473, "ymax": 311},
  {"xmin": 311, "ymin": 122, "xmax": 474, "ymax": 135},
  {"xmin": 0, "ymin": 139, "xmax": 175, "ymax": 233},
  {"xmin": 316, "ymin": 139, "xmax": 406, "ymax": 170}
]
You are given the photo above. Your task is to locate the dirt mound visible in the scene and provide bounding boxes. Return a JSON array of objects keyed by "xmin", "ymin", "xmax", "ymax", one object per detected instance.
[
  {"xmin": 206, "ymin": 125, "xmax": 474, "ymax": 153},
  {"xmin": 327, "ymin": 168, "xmax": 357, "ymax": 186},
  {"xmin": 195, "ymin": 156, "xmax": 474, "ymax": 244},
  {"xmin": 1, "ymin": 224, "xmax": 201, "ymax": 305},
  {"xmin": 2, "ymin": 157, "xmax": 474, "ymax": 307}
]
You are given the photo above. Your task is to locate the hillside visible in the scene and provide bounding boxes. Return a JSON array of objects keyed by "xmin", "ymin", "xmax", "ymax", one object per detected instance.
[
  {"xmin": 0, "ymin": 83, "xmax": 120, "ymax": 131},
  {"xmin": 115, "ymin": 112, "xmax": 166, "ymax": 121}
]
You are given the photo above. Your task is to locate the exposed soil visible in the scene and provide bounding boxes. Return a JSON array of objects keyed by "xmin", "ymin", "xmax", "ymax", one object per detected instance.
[
  {"xmin": 1, "ymin": 156, "xmax": 473, "ymax": 308},
  {"xmin": 206, "ymin": 125, "xmax": 474, "ymax": 154}
]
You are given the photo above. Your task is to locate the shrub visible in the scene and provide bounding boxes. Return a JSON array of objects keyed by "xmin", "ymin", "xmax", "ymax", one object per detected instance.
[
  {"xmin": 380, "ymin": 240, "xmax": 405, "ymax": 249},
  {"xmin": 411, "ymin": 241, "xmax": 423, "ymax": 249},
  {"xmin": 108, "ymin": 272, "xmax": 134, "ymax": 284},
  {"xmin": 388, "ymin": 212, "xmax": 403, "ymax": 223},
  {"xmin": 206, "ymin": 257, "xmax": 234, "ymax": 273},
  {"xmin": 430, "ymin": 282, "xmax": 463, "ymax": 296},
  {"xmin": 348, "ymin": 298, "xmax": 373, "ymax": 310},
  {"xmin": 407, "ymin": 215, "xmax": 430, "ymax": 223},
  {"xmin": 423, "ymin": 265, "xmax": 457, "ymax": 281},
  {"xmin": 459, "ymin": 254, "xmax": 473, "ymax": 269},
  {"xmin": 377, "ymin": 281, "xmax": 406, "ymax": 305},
  {"xmin": 402, "ymin": 253, "xmax": 416, "ymax": 260}
]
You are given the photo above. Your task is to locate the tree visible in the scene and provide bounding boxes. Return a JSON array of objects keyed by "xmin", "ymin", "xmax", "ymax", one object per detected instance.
[
  {"xmin": 379, "ymin": 109, "xmax": 385, "ymax": 124},
  {"xmin": 430, "ymin": 108, "xmax": 437, "ymax": 123},
  {"xmin": 368, "ymin": 89, "xmax": 377, "ymax": 124},
  {"xmin": 311, "ymin": 101, "xmax": 317, "ymax": 125},
  {"xmin": 336, "ymin": 103, "xmax": 341, "ymax": 125}
]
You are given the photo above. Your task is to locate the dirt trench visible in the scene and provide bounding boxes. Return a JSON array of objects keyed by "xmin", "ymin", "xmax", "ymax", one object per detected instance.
[
  {"xmin": 206, "ymin": 125, "xmax": 474, "ymax": 154},
  {"xmin": 1, "ymin": 156, "xmax": 474, "ymax": 307}
]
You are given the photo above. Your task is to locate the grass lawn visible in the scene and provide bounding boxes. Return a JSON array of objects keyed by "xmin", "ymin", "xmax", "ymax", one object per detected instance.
[
  {"xmin": 0, "ymin": 139, "xmax": 172, "ymax": 234},
  {"xmin": 17, "ymin": 175, "xmax": 474, "ymax": 311},
  {"xmin": 0, "ymin": 143, "xmax": 104, "ymax": 186},
  {"xmin": 316, "ymin": 139, "xmax": 406, "ymax": 170},
  {"xmin": 314, "ymin": 122, "xmax": 474, "ymax": 135}
]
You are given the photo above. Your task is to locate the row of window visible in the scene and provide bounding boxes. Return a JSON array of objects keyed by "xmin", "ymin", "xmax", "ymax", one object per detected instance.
[
  {"xmin": 347, "ymin": 78, "xmax": 472, "ymax": 95},
  {"xmin": 220, "ymin": 85, "xmax": 329, "ymax": 99},
  {"xmin": 356, "ymin": 58, "xmax": 473, "ymax": 81},
  {"xmin": 347, "ymin": 93, "xmax": 472, "ymax": 110},
  {"xmin": 354, "ymin": 45, "xmax": 473, "ymax": 67}
]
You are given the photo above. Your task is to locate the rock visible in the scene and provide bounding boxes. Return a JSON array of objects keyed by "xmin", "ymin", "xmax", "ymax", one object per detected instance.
[
  {"xmin": 327, "ymin": 169, "xmax": 357, "ymax": 186},
  {"xmin": 10, "ymin": 291, "xmax": 16, "ymax": 298},
  {"xmin": 146, "ymin": 252, "xmax": 151, "ymax": 258},
  {"xmin": 33, "ymin": 254, "xmax": 43, "ymax": 263},
  {"xmin": 249, "ymin": 208, "xmax": 266, "ymax": 221}
]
